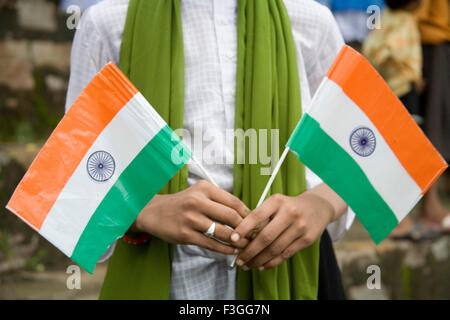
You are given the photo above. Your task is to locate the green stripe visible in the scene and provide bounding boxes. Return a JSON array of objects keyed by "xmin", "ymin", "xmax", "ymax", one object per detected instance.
[
  {"xmin": 287, "ymin": 114, "xmax": 398, "ymax": 244},
  {"xmin": 71, "ymin": 125, "xmax": 191, "ymax": 273}
]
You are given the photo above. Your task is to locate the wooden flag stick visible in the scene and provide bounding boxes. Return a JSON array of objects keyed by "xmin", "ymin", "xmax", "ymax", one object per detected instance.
[{"xmin": 229, "ymin": 146, "xmax": 290, "ymax": 267}]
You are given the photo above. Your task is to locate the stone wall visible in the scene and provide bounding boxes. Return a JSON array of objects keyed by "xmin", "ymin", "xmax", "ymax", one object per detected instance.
[
  {"xmin": 0, "ymin": 0, "xmax": 73, "ymax": 143},
  {"xmin": 0, "ymin": 0, "xmax": 74, "ymax": 273},
  {"xmin": 335, "ymin": 236, "xmax": 450, "ymax": 300}
]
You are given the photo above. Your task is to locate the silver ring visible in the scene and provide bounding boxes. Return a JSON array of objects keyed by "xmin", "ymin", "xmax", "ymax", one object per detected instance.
[{"xmin": 204, "ymin": 222, "xmax": 216, "ymax": 238}]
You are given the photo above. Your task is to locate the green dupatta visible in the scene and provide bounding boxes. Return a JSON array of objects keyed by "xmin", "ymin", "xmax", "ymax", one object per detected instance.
[{"xmin": 99, "ymin": 0, "xmax": 319, "ymax": 300}]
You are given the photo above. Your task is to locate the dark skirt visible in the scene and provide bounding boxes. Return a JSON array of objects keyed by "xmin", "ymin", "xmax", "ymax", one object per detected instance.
[
  {"xmin": 400, "ymin": 87, "xmax": 421, "ymax": 117},
  {"xmin": 421, "ymin": 42, "xmax": 450, "ymax": 161},
  {"xmin": 317, "ymin": 230, "xmax": 346, "ymax": 300}
]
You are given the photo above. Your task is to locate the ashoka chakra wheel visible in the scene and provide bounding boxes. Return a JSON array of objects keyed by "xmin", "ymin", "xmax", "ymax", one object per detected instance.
[
  {"xmin": 87, "ymin": 150, "xmax": 115, "ymax": 182},
  {"xmin": 349, "ymin": 127, "xmax": 376, "ymax": 157}
]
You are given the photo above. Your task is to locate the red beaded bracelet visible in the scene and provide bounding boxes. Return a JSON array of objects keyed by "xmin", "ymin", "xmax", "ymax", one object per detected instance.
[{"xmin": 122, "ymin": 232, "xmax": 151, "ymax": 245}]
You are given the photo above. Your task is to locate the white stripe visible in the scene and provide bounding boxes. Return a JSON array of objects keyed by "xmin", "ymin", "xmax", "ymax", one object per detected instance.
[
  {"xmin": 40, "ymin": 93, "xmax": 167, "ymax": 256},
  {"xmin": 308, "ymin": 78, "xmax": 422, "ymax": 222}
]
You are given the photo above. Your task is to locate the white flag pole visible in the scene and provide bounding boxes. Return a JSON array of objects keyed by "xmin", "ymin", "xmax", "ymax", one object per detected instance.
[
  {"xmin": 255, "ymin": 147, "xmax": 290, "ymax": 208},
  {"xmin": 229, "ymin": 146, "xmax": 290, "ymax": 267},
  {"xmin": 191, "ymin": 155, "xmax": 219, "ymax": 187}
]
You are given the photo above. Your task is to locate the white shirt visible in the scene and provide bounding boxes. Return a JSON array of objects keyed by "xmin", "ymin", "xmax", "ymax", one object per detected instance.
[{"xmin": 66, "ymin": 0, "xmax": 355, "ymax": 299}]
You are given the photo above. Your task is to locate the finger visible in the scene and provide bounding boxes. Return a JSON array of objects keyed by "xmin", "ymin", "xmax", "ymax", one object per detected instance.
[
  {"xmin": 235, "ymin": 209, "xmax": 290, "ymax": 266},
  {"xmin": 249, "ymin": 218, "xmax": 270, "ymax": 239},
  {"xmin": 260, "ymin": 256, "xmax": 284, "ymax": 271},
  {"xmin": 206, "ymin": 184, "xmax": 249, "ymax": 218},
  {"xmin": 246, "ymin": 224, "xmax": 303, "ymax": 269},
  {"xmin": 194, "ymin": 215, "xmax": 249, "ymax": 249},
  {"xmin": 200, "ymin": 199, "xmax": 245, "ymax": 229},
  {"xmin": 262, "ymin": 237, "xmax": 310, "ymax": 270},
  {"xmin": 231, "ymin": 194, "xmax": 282, "ymax": 242},
  {"xmin": 189, "ymin": 231, "xmax": 239, "ymax": 255}
]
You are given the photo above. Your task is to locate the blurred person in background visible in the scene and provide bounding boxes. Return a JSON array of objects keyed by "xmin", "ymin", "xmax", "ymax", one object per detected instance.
[
  {"xmin": 412, "ymin": 0, "xmax": 450, "ymax": 237},
  {"xmin": 362, "ymin": 0, "xmax": 424, "ymax": 125},
  {"xmin": 316, "ymin": 0, "xmax": 385, "ymax": 51},
  {"xmin": 59, "ymin": 0, "xmax": 103, "ymax": 12}
]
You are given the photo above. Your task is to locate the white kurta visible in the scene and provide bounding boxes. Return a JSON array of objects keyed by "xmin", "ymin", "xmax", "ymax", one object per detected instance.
[{"xmin": 65, "ymin": 0, "xmax": 355, "ymax": 299}]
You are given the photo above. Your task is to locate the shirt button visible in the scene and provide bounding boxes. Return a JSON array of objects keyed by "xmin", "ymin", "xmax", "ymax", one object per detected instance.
[{"xmin": 217, "ymin": 18, "xmax": 228, "ymax": 25}]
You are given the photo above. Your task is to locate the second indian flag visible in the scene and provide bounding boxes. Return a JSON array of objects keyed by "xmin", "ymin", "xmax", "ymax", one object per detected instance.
[{"xmin": 287, "ymin": 45, "xmax": 447, "ymax": 243}]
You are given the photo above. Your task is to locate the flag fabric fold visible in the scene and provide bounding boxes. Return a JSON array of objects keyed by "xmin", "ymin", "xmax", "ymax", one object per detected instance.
[
  {"xmin": 6, "ymin": 62, "xmax": 191, "ymax": 273},
  {"xmin": 287, "ymin": 45, "xmax": 448, "ymax": 244}
]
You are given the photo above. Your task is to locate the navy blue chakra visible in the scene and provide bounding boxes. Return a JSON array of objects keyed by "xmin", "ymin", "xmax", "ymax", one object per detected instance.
[
  {"xmin": 349, "ymin": 127, "xmax": 376, "ymax": 157},
  {"xmin": 87, "ymin": 151, "xmax": 115, "ymax": 182}
]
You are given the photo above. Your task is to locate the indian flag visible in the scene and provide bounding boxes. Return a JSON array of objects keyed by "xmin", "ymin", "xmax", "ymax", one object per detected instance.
[
  {"xmin": 6, "ymin": 62, "xmax": 191, "ymax": 273},
  {"xmin": 287, "ymin": 45, "xmax": 448, "ymax": 244}
]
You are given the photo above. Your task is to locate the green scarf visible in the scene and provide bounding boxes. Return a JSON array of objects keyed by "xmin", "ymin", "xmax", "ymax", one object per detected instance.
[{"xmin": 99, "ymin": 0, "xmax": 319, "ymax": 300}]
